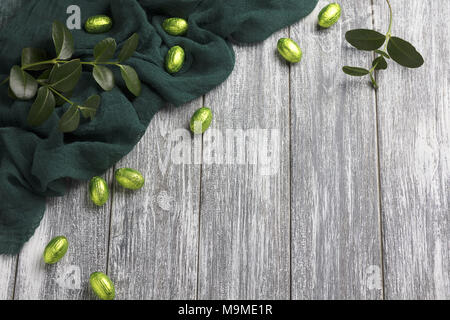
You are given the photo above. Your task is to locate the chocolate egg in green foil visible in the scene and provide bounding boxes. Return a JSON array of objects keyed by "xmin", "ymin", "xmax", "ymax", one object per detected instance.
[
  {"xmin": 85, "ymin": 15, "xmax": 113, "ymax": 34},
  {"xmin": 115, "ymin": 168, "xmax": 145, "ymax": 190},
  {"xmin": 190, "ymin": 107, "xmax": 213, "ymax": 134},
  {"xmin": 165, "ymin": 46, "xmax": 185, "ymax": 74},
  {"xmin": 277, "ymin": 38, "xmax": 302, "ymax": 63},
  {"xmin": 89, "ymin": 176, "xmax": 109, "ymax": 206},
  {"xmin": 90, "ymin": 272, "xmax": 115, "ymax": 300},
  {"xmin": 318, "ymin": 3, "xmax": 342, "ymax": 28},
  {"xmin": 43, "ymin": 236, "xmax": 68, "ymax": 264},
  {"xmin": 162, "ymin": 18, "xmax": 189, "ymax": 36}
]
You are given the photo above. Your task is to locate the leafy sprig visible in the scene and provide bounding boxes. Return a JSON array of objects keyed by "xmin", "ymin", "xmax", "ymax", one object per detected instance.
[
  {"xmin": 343, "ymin": 0, "xmax": 424, "ymax": 89},
  {"xmin": 0, "ymin": 21, "xmax": 142, "ymax": 132}
]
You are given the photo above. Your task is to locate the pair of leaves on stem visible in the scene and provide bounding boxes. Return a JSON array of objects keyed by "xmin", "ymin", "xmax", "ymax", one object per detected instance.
[
  {"xmin": 343, "ymin": 29, "xmax": 424, "ymax": 86},
  {"xmin": 27, "ymin": 86, "xmax": 100, "ymax": 132},
  {"xmin": 92, "ymin": 33, "xmax": 141, "ymax": 96},
  {"xmin": 59, "ymin": 95, "xmax": 101, "ymax": 132}
]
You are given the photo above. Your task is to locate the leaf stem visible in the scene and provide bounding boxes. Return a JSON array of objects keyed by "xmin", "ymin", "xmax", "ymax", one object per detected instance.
[
  {"xmin": 384, "ymin": 0, "xmax": 393, "ymax": 50},
  {"xmin": 58, "ymin": 60, "xmax": 120, "ymax": 67},
  {"xmin": 386, "ymin": 0, "xmax": 393, "ymax": 36},
  {"xmin": 21, "ymin": 59, "xmax": 57, "ymax": 70},
  {"xmin": 0, "ymin": 77, "xmax": 9, "ymax": 86},
  {"xmin": 369, "ymin": 61, "xmax": 379, "ymax": 73},
  {"xmin": 369, "ymin": 72, "xmax": 379, "ymax": 89},
  {"xmin": 48, "ymin": 86, "xmax": 74, "ymax": 105}
]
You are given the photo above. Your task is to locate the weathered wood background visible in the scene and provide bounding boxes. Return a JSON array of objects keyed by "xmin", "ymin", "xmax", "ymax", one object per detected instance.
[{"xmin": 0, "ymin": 0, "xmax": 448, "ymax": 300}]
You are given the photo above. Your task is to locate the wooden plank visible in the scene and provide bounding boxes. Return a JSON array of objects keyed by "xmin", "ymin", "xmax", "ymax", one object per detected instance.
[
  {"xmin": 290, "ymin": 0, "xmax": 383, "ymax": 299},
  {"xmin": 107, "ymin": 101, "xmax": 202, "ymax": 299},
  {"xmin": 197, "ymin": 29, "xmax": 291, "ymax": 299},
  {"xmin": 374, "ymin": 0, "xmax": 450, "ymax": 299},
  {"xmin": 0, "ymin": 0, "xmax": 27, "ymax": 300},
  {"xmin": 13, "ymin": 178, "xmax": 113, "ymax": 299},
  {"xmin": 0, "ymin": 256, "xmax": 16, "ymax": 299}
]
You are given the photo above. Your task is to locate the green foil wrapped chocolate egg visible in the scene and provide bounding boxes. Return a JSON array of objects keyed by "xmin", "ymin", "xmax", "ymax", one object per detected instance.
[
  {"xmin": 85, "ymin": 15, "xmax": 113, "ymax": 34},
  {"xmin": 90, "ymin": 272, "xmax": 115, "ymax": 300},
  {"xmin": 318, "ymin": 3, "xmax": 342, "ymax": 28},
  {"xmin": 89, "ymin": 176, "xmax": 109, "ymax": 206},
  {"xmin": 277, "ymin": 38, "xmax": 303, "ymax": 63},
  {"xmin": 115, "ymin": 168, "xmax": 145, "ymax": 190},
  {"xmin": 162, "ymin": 18, "xmax": 189, "ymax": 36},
  {"xmin": 190, "ymin": 107, "xmax": 213, "ymax": 134},
  {"xmin": 165, "ymin": 46, "xmax": 185, "ymax": 74},
  {"xmin": 43, "ymin": 236, "xmax": 69, "ymax": 264}
]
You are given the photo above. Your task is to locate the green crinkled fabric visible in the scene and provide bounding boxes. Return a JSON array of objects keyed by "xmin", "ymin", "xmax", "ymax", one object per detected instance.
[{"xmin": 0, "ymin": 0, "xmax": 317, "ymax": 254}]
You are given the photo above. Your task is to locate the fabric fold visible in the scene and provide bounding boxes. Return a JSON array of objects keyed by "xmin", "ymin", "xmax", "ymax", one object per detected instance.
[{"xmin": 0, "ymin": 0, "xmax": 318, "ymax": 254}]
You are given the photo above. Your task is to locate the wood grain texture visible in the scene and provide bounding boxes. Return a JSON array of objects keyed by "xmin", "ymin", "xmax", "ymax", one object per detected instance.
[
  {"xmin": 373, "ymin": 0, "xmax": 450, "ymax": 299},
  {"xmin": 0, "ymin": 255, "xmax": 16, "ymax": 299},
  {"xmin": 14, "ymin": 178, "xmax": 113, "ymax": 299},
  {"xmin": 197, "ymin": 29, "xmax": 291, "ymax": 299},
  {"xmin": 107, "ymin": 101, "xmax": 202, "ymax": 300},
  {"xmin": 290, "ymin": 0, "xmax": 383, "ymax": 299},
  {"xmin": 0, "ymin": 0, "xmax": 27, "ymax": 300}
]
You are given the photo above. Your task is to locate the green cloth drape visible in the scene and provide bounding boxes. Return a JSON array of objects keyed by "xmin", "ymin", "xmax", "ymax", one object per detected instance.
[{"xmin": 0, "ymin": 0, "xmax": 318, "ymax": 254}]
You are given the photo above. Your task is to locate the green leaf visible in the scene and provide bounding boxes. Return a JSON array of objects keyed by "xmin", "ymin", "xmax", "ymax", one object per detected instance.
[
  {"xmin": 345, "ymin": 29, "xmax": 386, "ymax": 51},
  {"xmin": 120, "ymin": 65, "xmax": 141, "ymax": 96},
  {"xmin": 37, "ymin": 69, "xmax": 52, "ymax": 82},
  {"xmin": 118, "ymin": 33, "xmax": 139, "ymax": 63},
  {"xmin": 375, "ymin": 50, "xmax": 390, "ymax": 59},
  {"xmin": 342, "ymin": 66, "xmax": 370, "ymax": 76},
  {"xmin": 52, "ymin": 21, "xmax": 74, "ymax": 60},
  {"xmin": 49, "ymin": 59, "xmax": 82, "ymax": 92},
  {"xmin": 79, "ymin": 95, "xmax": 101, "ymax": 120},
  {"xmin": 48, "ymin": 64, "xmax": 59, "ymax": 80},
  {"xmin": 387, "ymin": 37, "xmax": 424, "ymax": 68},
  {"xmin": 372, "ymin": 56, "xmax": 388, "ymax": 70},
  {"xmin": 21, "ymin": 48, "xmax": 52, "ymax": 71},
  {"xmin": 59, "ymin": 104, "xmax": 80, "ymax": 133},
  {"xmin": 8, "ymin": 86, "xmax": 17, "ymax": 100},
  {"xmin": 27, "ymin": 86, "xmax": 56, "ymax": 127},
  {"xmin": 93, "ymin": 65, "xmax": 115, "ymax": 91},
  {"xmin": 9, "ymin": 65, "xmax": 38, "ymax": 100},
  {"xmin": 94, "ymin": 38, "xmax": 117, "ymax": 62}
]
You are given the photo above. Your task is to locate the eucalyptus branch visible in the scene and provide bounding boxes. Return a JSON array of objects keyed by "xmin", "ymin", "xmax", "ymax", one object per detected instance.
[
  {"xmin": 4, "ymin": 21, "xmax": 141, "ymax": 133},
  {"xmin": 343, "ymin": 0, "xmax": 424, "ymax": 89}
]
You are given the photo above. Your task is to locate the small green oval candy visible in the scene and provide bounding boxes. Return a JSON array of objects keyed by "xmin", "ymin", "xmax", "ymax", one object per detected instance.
[
  {"xmin": 85, "ymin": 15, "xmax": 113, "ymax": 34},
  {"xmin": 190, "ymin": 107, "xmax": 212, "ymax": 134},
  {"xmin": 89, "ymin": 176, "xmax": 109, "ymax": 206},
  {"xmin": 318, "ymin": 3, "xmax": 342, "ymax": 28},
  {"xmin": 162, "ymin": 17, "xmax": 189, "ymax": 36},
  {"xmin": 277, "ymin": 38, "xmax": 302, "ymax": 63},
  {"xmin": 90, "ymin": 272, "xmax": 115, "ymax": 300},
  {"xmin": 115, "ymin": 168, "xmax": 145, "ymax": 190},
  {"xmin": 165, "ymin": 45, "xmax": 185, "ymax": 74},
  {"xmin": 43, "ymin": 236, "xmax": 68, "ymax": 264}
]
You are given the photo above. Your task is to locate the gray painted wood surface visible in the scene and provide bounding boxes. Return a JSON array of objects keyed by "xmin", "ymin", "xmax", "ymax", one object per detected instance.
[
  {"xmin": 198, "ymin": 28, "xmax": 291, "ymax": 299},
  {"xmin": 374, "ymin": 0, "xmax": 450, "ymax": 300},
  {"xmin": 0, "ymin": 0, "xmax": 448, "ymax": 300},
  {"xmin": 108, "ymin": 101, "xmax": 202, "ymax": 299},
  {"xmin": 290, "ymin": 0, "xmax": 383, "ymax": 300}
]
